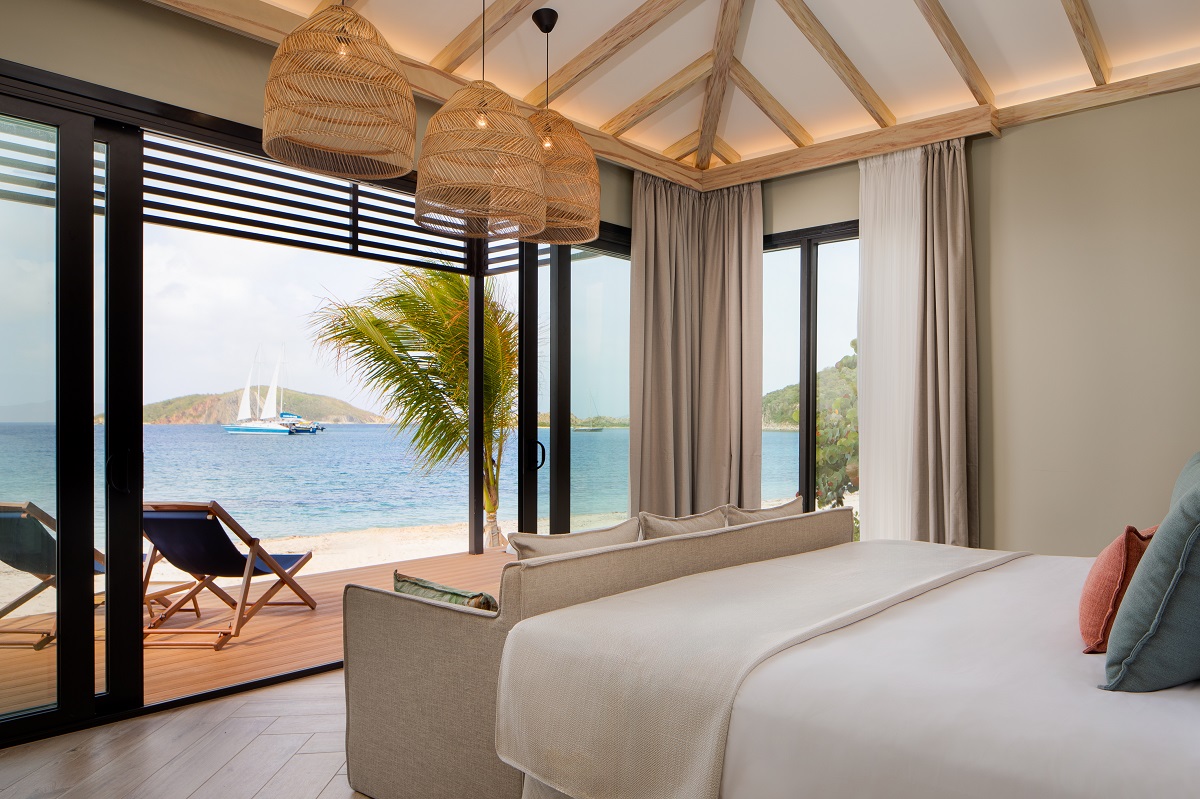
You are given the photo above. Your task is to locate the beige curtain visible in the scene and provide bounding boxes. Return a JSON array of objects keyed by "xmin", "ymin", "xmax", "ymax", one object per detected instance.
[
  {"xmin": 912, "ymin": 139, "xmax": 979, "ymax": 546},
  {"xmin": 630, "ymin": 172, "xmax": 763, "ymax": 517}
]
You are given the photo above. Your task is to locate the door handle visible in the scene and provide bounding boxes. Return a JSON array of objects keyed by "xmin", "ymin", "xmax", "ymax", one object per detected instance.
[
  {"xmin": 105, "ymin": 450, "xmax": 132, "ymax": 495},
  {"xmin": 534, "ymin": 440, "xmax": 546, "ymax": 470}
]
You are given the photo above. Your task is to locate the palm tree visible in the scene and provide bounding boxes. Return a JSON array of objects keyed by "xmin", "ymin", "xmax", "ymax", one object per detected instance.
[{"xmin": 311, "ymin": 269, "xmax": 519, "ymax": 547}]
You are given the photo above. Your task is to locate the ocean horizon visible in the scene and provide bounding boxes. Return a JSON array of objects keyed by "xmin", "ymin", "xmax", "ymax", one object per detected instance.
[{"xmin": 0, "ymin": 423, "xmax": 804, "ymax": 542}]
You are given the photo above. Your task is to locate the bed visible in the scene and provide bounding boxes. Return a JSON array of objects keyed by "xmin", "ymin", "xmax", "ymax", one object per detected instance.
[{"xmin": 494, "ymin": 540, "xmax": 1200, "ymax": 799}]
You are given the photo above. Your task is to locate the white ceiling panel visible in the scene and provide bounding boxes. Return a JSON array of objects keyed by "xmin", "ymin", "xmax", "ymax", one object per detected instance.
[
  {"xmin": 456, "ymin": 0, "xmax": 662, "ymax": 102},
  {"xmin": 802, "ymin": 0, "xmax": 976, "ymax": 122},
  {"xmin": 740, "ymin": 0, "xmax": 876, "ymax": 141},
  {"xmin": 1089, "ymin": 0, "xmax": 1200, "ymax": 79},
  {"xmin": 938, "ymin": 0, "xmax": 1095, "ymax": 106},
  {"xmin": 718, "ymin": 85, "xmax": 794, "ymax": 160},
  {"xmin": 621, "ymin": 81, "xmax": 706, "ymax": 154},
  {"xmin": 554, "ymin": 0, "xmax": 722, "ymax": 129}
]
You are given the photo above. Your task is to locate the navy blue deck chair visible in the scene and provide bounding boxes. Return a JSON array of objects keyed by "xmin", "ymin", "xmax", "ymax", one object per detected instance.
[
  {"xmin": 141, "ymin": 501, "xmax": 316, "ymax": 650},
  {"xmin": 0, "ymin": 502, "xmax": 105, "ymax": 650}
]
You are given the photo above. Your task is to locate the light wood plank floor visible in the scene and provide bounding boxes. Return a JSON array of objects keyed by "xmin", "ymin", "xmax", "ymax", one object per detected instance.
[
  {"xmin": 0, "ymin": 669, "xmax": 367, "ymax": 799},
  {"xmin": 0, "ymin": 549, "xmax": 512, "ymax": 716}
]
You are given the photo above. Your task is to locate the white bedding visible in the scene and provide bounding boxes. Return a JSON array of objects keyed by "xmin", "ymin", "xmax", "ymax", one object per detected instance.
[
  {"xmin": 497, "ymin": 541, "xmax": 1024, "ymax": 799},
  {"xmin": 721, "ymin": 554, "xmax": 1200, "ymax": 799}
]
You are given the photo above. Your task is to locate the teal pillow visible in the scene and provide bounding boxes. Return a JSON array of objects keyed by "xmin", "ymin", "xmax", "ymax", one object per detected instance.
[
  {"xmin": 1104, "ymin": 452, "xmax": 1200, "ymax": 692},
  {"xmin": 393, "ymin": 571, "xmax": 498, "ymax": 612}
]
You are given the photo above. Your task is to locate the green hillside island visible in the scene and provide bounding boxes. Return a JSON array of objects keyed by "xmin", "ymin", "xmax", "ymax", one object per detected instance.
[
  {"xmin": 93, "ymin": 388, "xmax": 385, "ymax": 425},
  {"xmin": 763, "ymin": 342, "xmax": 859, "ymax": 509}
]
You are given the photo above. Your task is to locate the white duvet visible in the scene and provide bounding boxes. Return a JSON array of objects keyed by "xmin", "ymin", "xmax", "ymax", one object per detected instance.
[{"xmin": 721, "ymin": 554, "xmax": 1200, "ymax": 799}]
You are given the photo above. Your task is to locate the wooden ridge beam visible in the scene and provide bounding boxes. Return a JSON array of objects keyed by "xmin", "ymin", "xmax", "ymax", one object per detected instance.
[
  {"xmin": 912, "ymin": 0, "xmax": 994, "ymax": 106},
  {"xmin": 696, "ymin": 0, "xmax": 748, "ymax": 169},
  {"xmin": 663, "ymin": 131, "xmax": 740, "ymax": 164},
  {"xmin": 432, "ymin": 0, "xmax": 536, "ymax": 74},
  {"xmin": 997, "ymin": 60, "xmax": 1200, "ymax": 128},
  {"xmin": 601, "ymin": 52, "xmax": 715, "ymax": 137},
  {"xmin": 522, "ymin": 0, "xmax": 689, "ymax": 106},
  {"xmin": 774, "ymin": 0, "xmax": 894, "ymax": 127},
  {"xmin": 138, "ymin": 0, "xmax": 702, "ymax": 189},
  {"xmin": 1060, "ymin": 0, "xmax": 1111, "ymax": 86},
  {"xmin": 701, "ymin": 105, "xmax": 997, "ymax": 190},
  {"xmin": 729, "ymin": 58, "xmax": 813, "ymax": 147},
  {"xmin": 663, "ymin": 131, "xmax": 701, "ymax": 160}
]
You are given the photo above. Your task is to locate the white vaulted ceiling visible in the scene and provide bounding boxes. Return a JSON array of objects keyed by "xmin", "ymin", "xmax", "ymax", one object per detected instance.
[{"xmin": 155, "ymin": 0, "xmax": 1200, "ymax": 184}]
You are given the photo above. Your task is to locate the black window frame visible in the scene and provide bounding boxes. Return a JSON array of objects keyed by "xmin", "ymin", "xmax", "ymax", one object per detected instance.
[{"xmin": 762, "ymin": 219, "xmax": 860, "ymax": 512}]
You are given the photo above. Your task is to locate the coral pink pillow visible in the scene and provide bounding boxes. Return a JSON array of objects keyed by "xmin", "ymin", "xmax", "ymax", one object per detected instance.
[{"xmin": 1079, "ymin": 525, "xmax": 1157, "ymax": 654}]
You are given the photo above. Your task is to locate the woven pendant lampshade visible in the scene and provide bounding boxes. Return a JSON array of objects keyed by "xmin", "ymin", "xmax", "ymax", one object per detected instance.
[
  {"xmin": 263, "ymin": 4, "xmax": 416, "ymax": 181},
  {"xmin": 415, "ymin": 81, "xmax": 546, "ymax": 239},
  {"xmin": 527, "ymin": 108, "xmax": 600, "ymax": 245}
]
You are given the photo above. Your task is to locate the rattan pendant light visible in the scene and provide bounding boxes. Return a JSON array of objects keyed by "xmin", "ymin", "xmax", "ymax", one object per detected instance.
[
  {"xmin": 526, "ymin": 9, "xmax": 600, "ymax": 245},
  {"xmin": 263, "ymin": 3, "xmax": 416, "ymax": 181},
  {"xmin": 415, "ymin": 1, "xmax": 546, "ymax": 239}
]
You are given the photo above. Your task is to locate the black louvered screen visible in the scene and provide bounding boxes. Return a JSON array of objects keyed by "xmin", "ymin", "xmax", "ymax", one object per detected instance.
[
  {"xmin": 0, "ymin": 119, "xmax": 107, "ymax": 214},
  {"xmin": 142, "ymin": 133, "xmax": 468, "ymax": 272},
  {"xmin": 485, "ymin": 240, "xmax": 552, "ymax": 273}
]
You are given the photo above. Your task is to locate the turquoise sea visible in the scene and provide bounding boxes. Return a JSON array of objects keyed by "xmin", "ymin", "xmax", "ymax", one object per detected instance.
[{"xmin": 0, "ymin": 424, "xmax": 803, "ymax": 540}]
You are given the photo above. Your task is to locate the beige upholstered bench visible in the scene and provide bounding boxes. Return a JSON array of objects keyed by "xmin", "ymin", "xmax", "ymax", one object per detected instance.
[{"xmin": 343, "ymin": 506, "xmax": 854, "ymax": 799}]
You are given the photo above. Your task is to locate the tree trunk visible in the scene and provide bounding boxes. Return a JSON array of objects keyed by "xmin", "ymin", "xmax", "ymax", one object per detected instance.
[{"xmin": 485, "ymin": 510, "xmax": 506, "ymax": 548}]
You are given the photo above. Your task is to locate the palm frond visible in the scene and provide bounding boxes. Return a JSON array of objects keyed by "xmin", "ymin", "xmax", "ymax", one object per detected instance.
[{"xmin": 310, "ymin": 269, "xmax": 520, "ymax": 485}]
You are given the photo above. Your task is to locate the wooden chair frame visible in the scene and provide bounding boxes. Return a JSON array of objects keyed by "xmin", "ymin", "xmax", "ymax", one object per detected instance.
[{"xmin": 141, "ymin": 501, "xmax": 317, "ymax": 651}]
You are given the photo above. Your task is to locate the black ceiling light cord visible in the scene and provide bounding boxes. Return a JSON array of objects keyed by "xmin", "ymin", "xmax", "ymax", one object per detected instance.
[{"xmin": 532, "ymin": 8, "xmax": 559, "ymax": 110}]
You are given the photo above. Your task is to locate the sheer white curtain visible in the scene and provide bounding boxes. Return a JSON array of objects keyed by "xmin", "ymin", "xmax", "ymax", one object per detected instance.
[
  {"xmin": 858, "ymin": 141, "xmax": 979, "ymax": 545},
  {"xmin": 858, "ymin": 148, "xmax": 924, "ymax": 540}
]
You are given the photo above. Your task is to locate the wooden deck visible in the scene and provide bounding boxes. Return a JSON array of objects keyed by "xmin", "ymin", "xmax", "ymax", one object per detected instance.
[{"xmin": 0, "ymin": 549, "xmax": 513, "ymax": 716}]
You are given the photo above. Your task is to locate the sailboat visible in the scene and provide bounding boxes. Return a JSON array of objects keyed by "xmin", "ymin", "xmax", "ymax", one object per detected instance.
[{"xmin": 222, "ymin": 356, "xmax": 291, "ymax": 435}]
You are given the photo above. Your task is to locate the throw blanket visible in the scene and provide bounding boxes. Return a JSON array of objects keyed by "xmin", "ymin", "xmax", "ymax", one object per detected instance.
[{"xmin": 495, "ymin": 540, "xmax": 1027, "ymax": 799}]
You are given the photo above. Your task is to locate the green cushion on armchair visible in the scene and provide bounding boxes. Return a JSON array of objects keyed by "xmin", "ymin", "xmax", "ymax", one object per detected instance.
[{"xmin": 393, "ymin": 571, "xmax": 498, "ymax": 612}]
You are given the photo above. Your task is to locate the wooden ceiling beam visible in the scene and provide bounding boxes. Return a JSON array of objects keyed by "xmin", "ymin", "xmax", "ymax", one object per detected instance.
[
  {"xmin": 774, "ymin": 0, "xmax": 894, "ymax": 127},
  {"xmin": 729, "ymin": 58, "xmax": 813, "ymax": 147},
  {"xmin": 712, "ymin": 135, "xmax": 741, "ymax": 164},
  {"xmin": 998, "ymin": 60, "xmax": 1200, "ymax": 128},
  {"xmin": 601, "ymin": 51, "xmax": 715, "ymax": 137},
  {"xmin": 140, "ymin": 0, "xmax": 702, "ymax": 188},
  {"xmin": 663, "ymin": 131, "xmax": 739, "ymax": 164},
  {"xmin": 912, "ymin": 0, "xmax": 994, "ymax": 106},
  {"xmin": 522, "ymin": 0, "xmax": 689, "ymax": 106},
  {"xmin": 696, "ymin": 0, "xmax": 748, "ymax": 169},
  {"xmin": 701, "ymin": 105, "xmax": 996, "ymax": 190},
  {"xmin": 1060, "ymin": 0, "xmax": 1111, "ymax": 86},
  {"xmin": 432, "ymin": 0, "xmax": 537, "ymax": 74},
  {"xmin": 664, "ymin": 131, "xmax": 701, "ymax": 160}
]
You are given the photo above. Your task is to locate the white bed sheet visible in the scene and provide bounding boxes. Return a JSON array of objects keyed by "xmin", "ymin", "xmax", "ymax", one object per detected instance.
[{"xmin": 721, "ymin": 554, "xmax": 1200, "ymax": 799}]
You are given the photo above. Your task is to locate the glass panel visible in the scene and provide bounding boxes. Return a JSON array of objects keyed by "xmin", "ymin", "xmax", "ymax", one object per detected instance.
[
  {"xmin": 537, "ymin": 251, "xmax": 550, "ymax": 533},
  {"xmin": 0, "ymin": 114, "xmax": 58, "ymax": 715},
  {"xmin": 93, "ymin": 142, "xmax": 107, "ymax": 695},
  {"xmin": 569, "ymin": 248, "xmax": 630, "ymax": 531},
  {"xmin": 486, "ymin": 269, "xmax": 520, "ymax": 544},
  {"xmin": 815, "ymin": 239, "xmax": 860, "ymax": 538},
  {"xmin": 761, "ymin": 248, "xmax": 802, "ymax": 506}
]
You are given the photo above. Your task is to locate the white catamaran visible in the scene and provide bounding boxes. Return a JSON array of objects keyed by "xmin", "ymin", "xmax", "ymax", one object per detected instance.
[{"xmin": 223, "ymin": 357, "xmax": 291, "ymax": 435}]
